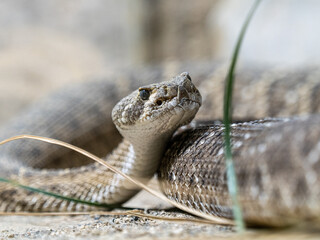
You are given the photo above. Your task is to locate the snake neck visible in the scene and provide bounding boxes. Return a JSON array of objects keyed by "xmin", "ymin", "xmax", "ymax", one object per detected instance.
[{"xmin": 112, "ymin": 131, "xmax": 173, "ymax": 180}]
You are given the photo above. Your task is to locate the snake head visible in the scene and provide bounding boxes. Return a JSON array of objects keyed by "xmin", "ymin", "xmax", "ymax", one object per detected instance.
[{"xmin": 112, "ymin": 72, "xmax": 202, "ymax": 138}]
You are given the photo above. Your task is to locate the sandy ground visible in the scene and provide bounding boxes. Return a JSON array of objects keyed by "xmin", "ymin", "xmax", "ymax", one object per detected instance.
[
  {"xmin": 0, "ymin": 185, "xmax": 319, "ymax": 239},
  {"xmin": 0, "ymin": 213, "xmax": 232, "ymax": 240},
  {"xmin": 1, "ymin": 213, "xmax": 320, "ymax": 240}
]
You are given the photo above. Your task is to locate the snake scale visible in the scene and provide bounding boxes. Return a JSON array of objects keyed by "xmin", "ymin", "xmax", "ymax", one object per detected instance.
[{"xmin": 0, "ymin": 62, "xmax": 320, "ymax": 227}]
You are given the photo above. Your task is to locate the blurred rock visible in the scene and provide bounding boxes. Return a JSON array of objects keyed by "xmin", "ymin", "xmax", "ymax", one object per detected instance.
[
  {"xmin": 209, "ymin": 0, "xmax": 320, "ymax": 66},
  {"xmin": 1, "ymin": 0, "xmax": 320, "ymax": 124}
]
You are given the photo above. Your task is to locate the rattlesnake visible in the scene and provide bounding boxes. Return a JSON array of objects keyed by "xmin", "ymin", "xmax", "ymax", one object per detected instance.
[{"xmin": 0, "ymin": 62, "xmax": 320, "ymax": 227}]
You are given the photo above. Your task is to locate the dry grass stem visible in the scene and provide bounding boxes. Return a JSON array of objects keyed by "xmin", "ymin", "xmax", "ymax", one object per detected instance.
[{"xmin": 0, "ymin": 134, "xmax": 234, "ymax": 226}]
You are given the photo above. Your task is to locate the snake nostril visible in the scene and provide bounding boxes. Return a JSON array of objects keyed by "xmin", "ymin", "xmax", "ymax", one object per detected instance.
[{"xmin": 156, "ymin": 100, "xmax": 163, "ymax": 106}]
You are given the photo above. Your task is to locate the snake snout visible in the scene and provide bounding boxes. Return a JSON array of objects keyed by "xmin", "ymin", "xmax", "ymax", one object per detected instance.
[
  {"xmin": 177, "ymin": 73, "xmax": 202, "ymax": 106},
  {"xmin": 180, "ymin": 72, "xmax": 192, "ymax": 81}
]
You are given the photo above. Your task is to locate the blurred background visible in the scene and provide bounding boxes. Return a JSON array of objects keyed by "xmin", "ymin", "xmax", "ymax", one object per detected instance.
[{"xmin": 0, "ymin": 0, "xmax": 320, "ymax": 125}]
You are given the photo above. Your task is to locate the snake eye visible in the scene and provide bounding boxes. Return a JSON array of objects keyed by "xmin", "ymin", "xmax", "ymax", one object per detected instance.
[{"xmin": 139, "ymin": 89, "xmax": 150, "ymax": 100}]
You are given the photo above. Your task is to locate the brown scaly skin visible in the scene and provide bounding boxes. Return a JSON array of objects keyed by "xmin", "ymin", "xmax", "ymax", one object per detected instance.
[
  {"xmin": 0, "ymin": 61, "xmax": 320, "ymax": 226},
  {"xmin": 159, "ymin": 116, "xmax": 320, "ymax": 226}
]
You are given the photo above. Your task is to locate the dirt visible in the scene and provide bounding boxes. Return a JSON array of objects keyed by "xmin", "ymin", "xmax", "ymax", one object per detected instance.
[
  {"xmin": 1, "ymin": 212, "xmax": 319, "ymax": 240},
  {"xmin": 0, "ymin": 214, "xmax": 231, "ymax": 240},
  {"xmin": 0, "ymin": 187, "xmax": 319, "ymax": 239}
]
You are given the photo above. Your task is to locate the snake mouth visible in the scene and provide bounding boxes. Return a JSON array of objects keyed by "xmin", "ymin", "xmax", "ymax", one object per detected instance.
[
  {"xmin": 184, "ymin": 98, "xmax": 201, "ymax": 106},
  {"xmin": 176, "ymin": 93, "xmax": 202, "ymax": 111},
  {"xmin": 177, "ymin": 99, "xmax": 201, "ymax": 117},
  {"xmin": 178, "ymin": 98, "xmax": 201, "ymax": 107},
  {"xmin": 173, "ymin": 99, "xmax": 201, "ymax": 128}
]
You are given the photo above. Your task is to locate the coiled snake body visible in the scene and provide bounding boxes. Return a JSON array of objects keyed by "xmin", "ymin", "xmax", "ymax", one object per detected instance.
[{"xmin": 0, "ymin": 62, "xmax": 320, "ymax": 227}]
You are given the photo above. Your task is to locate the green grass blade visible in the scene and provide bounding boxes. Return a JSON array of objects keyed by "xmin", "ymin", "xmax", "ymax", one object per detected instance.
[
  {"xmin": 0, "ymin": 177, "xmax": 134, "ymax": 210},
  {"xmin": 223, "ymin": 0, "xmax": 262, "ymax": 232}
]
